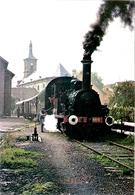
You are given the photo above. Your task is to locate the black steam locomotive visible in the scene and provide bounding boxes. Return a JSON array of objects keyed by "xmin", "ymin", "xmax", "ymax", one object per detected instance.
[
  {"xmin": 56, "ymin": 56, "xmax": 111, "ymax": 138},
  {"xmin": 16, "ymin": 56, "xmax": 111, "ymax": 138}
]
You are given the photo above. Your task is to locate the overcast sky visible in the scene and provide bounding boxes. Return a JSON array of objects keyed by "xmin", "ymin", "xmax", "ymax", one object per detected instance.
[{"xmin": 0, "ymin": 0, "xmax": 134, "ymax": 87}]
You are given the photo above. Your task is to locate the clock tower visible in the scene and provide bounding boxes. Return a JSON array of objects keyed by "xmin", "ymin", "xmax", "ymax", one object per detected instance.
[{"xmin": 23, "ymin": 41, "xmax": 37, "ymax": 78}]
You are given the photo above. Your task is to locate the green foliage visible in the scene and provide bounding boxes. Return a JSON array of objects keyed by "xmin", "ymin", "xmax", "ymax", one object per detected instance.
[
  {"xmin": 1, "ymin": 133, "xmax": 40, "ymax": 169},
  {"xmin": 123, "ymin": 168, "xmax": 133, "ymax": 176},
  {"xmin": 105, "ymin": 133, "xmax": 134, "ymax": 148},
  {"xmin": 21, "ymin": 182, "xmax": 59, "ymax": 194},
  {"xmin": 1, "ymin": 147, "xmax": 38, "ymax": 169},
  {"xmin": 109, "ymin": 81, "xmax": 134, "ymax": 107},
  {"xmin": 109, "ymin": 106, "xmax": 134, "ymax": 122},
  {"xmin": 33, "ymin": 182, "xmax": 58, "ymax": 193},
  {"xmin": 118, "ymin": 134, "xmax": 134, "ymax": 147},
  {"xmin": 96, "ymin": 155, "xmax": 122, "ymax": 172},
  {"xmin": 2, "ymin": 133, "xmax": 15, "ymax": 148}
]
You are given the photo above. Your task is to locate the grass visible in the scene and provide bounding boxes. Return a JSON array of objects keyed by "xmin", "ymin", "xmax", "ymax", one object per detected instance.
[
  {"xmin": 1, "ymin": 147, "xmax": 39, "ymax": 169},
  {"xmin": 33, "ymin": 182, "xmax": 59, "ymax": 193},
  {"xmin": 21, "ymin": 182, "xmax": 59, "ymax": 195},
  {"xmin": 118, "ymin": 134, "xmax": 134, "ymax": 147},
  {"xmin": 1, "ymin": 132, "xmax": 41, "ymax": 169}
]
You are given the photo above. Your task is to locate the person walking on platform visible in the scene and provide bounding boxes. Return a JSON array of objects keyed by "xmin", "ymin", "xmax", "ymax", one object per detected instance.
[{"xmin": 39, "ymin": 108, "xmax": 46, "ymax": 132}]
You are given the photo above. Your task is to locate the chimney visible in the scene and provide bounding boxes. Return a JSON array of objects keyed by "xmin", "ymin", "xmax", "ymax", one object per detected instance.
[{"xmin": 81, "ymin": 55, "xmax": 93, "ymax": 90}]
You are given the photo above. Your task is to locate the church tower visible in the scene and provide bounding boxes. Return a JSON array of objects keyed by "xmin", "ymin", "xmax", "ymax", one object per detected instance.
[{"xmin": 23, "ymin": 41, "xmax": 37, "ymax": 78}]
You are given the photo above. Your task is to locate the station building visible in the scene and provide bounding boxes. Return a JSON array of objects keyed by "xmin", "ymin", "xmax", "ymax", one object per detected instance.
[{"xmin": 0, "ymin": 56, "xmax": 15, "ymax": 116}]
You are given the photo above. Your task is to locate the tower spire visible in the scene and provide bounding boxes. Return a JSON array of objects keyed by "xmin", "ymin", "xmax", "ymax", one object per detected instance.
[
  {"xmin": 23, "ymin": 41, "xmax": 37, "ymax": 78},
  {"xmin": 28, "ymin": 40, "xmax": 35, "ymax": 59}
]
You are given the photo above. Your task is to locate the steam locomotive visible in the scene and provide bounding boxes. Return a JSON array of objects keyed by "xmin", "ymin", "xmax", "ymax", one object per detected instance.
[{"xmin": 16, "ymin": 56, "xmax": 112, "ymax": 138}]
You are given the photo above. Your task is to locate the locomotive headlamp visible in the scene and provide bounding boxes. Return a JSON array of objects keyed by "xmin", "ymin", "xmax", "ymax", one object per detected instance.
[
  {"xmin": 105, "ymin": 116, "xmax": 114, "ymax": 126},
  {"xmin": 69, "ymin": 115, "xmax": 78, "ymax": 125}
]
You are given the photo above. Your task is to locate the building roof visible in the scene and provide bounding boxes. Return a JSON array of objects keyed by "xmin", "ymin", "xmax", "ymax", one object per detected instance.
[
  {"xmin": 18, "ymin": 63, "xmax": 71, "ymax": 85},
  {"xmin": 54, "ymin": 63, "xmax": 71, "ymax": 76},
  {"xmin": 0, "ymin": 56, "xmax": 15, "ymax": 78},
  {"xmin": 0, "ymin": 56, "xmax": 9, "ymax": 68},
  {"xmin": 6, "ymin": 69, "xmax": 15, "ymax": 78}
]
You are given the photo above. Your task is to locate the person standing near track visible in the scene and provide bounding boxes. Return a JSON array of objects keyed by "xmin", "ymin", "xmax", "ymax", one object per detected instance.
[{"xmin": 39, "ymin": 108, "xmax": 46, "ymax": 132}]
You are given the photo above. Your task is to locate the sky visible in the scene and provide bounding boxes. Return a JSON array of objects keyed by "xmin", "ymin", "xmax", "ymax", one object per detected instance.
[{"xmin": 0, "ymin": 0, "xmax": 134, "ymax": 87}]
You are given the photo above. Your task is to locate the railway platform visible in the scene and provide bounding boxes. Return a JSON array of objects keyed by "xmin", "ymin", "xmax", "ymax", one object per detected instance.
[{"xmin": 0, "ymin": 116, "xmax": 29, "ymax": 132}]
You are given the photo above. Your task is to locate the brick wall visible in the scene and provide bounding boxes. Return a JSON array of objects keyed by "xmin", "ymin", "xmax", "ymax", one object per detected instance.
[
  {"xmin": 0, "ymin": 57, "xmax": 14, "ymax": 116},
  {"xmin": 4, "ymin": 70, "xmax": 12, "ymax": 115},
  {"xmin": 0, "ymin": 58, "xmax": 6, "ymax": 115}
]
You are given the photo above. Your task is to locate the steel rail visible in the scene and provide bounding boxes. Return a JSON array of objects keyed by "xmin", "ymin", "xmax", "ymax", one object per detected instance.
[
  {"xmin": 108, "ymin": 141, "xmax": 134, "ymax": 152},
  {"xmin": 75, "ymin": 140, "xmax": 134, "ymax": 172}
]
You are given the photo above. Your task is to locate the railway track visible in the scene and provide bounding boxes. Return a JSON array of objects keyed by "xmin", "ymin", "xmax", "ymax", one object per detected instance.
[
  {"xmin": 75, "ymin": 140, "xmax": 134, "ymax": 174},
  {"xmin": 108, "ymin": 141, "xmax": 134, "ymax": 152}
]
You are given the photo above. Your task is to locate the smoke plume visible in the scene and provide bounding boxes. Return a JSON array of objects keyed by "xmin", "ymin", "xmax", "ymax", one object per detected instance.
[{"xmin": 83, "ymin": 0, "xmax": 135, "ymax": 59}]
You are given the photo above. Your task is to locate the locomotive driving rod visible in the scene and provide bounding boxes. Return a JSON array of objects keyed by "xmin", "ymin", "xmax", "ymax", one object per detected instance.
[{"xmin": 75, "ymin": 140, "xmax": 134, "ymax": 172}]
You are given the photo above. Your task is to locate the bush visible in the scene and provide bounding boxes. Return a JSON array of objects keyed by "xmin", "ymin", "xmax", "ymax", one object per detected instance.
[{"xmin": 109, "ymin": 107, "xmax": 134, "ymax": 122}]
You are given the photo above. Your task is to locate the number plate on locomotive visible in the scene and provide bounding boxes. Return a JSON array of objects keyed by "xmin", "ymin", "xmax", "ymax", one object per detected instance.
[{"xmin": 92, "ymin": 117, "xmax": 103, "ymax": 123}]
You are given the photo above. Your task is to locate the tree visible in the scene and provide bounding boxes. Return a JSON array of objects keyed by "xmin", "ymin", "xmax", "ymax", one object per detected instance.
[
  {"xmin": 91, "ymin": 72, "xmax": 104, "ymax": 89},
  {"xmin": 109, "ymin": 81, "xmax": 134, "ymax": 107},
  {"xmin": 83, "ymin": 0, "xmax": 135, "ymax": 58}
]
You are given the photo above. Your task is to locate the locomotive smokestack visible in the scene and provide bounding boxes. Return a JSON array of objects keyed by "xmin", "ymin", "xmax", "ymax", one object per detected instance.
[{"xmin": 81, "ymin": 55, "xmax": 93, "ymax": 90}]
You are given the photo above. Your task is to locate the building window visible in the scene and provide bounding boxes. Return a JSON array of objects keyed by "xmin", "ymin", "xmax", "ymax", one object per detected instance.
[
  {"xmin": 43, "ymin": 83, "xmax": 45, "ymax": 88},
  {"xmin": 37, "ymin": 85, "xmax": 40, "ymax": 90}
]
